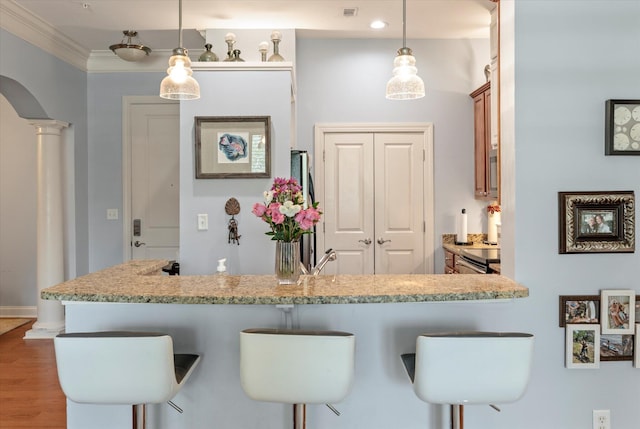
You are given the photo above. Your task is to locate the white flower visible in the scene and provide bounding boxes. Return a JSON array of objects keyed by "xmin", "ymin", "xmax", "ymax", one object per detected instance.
[
  {"xmin": 263, "ymin": 190, "xmax": 274, "ymax": 205},
  {"xmin": 279, "ymin": 200, "xmax": 301, "ymax": 217}
]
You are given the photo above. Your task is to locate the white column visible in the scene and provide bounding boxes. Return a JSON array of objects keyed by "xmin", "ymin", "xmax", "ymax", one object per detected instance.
[{"xmin": 24, "ymin": 120, "xmax": 69, "ymax": 339}]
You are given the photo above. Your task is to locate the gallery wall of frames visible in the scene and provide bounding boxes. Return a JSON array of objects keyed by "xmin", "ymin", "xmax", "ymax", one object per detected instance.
[{"xmin": 560, "ymin": 290, "xmax": 639, "ymax": 369}]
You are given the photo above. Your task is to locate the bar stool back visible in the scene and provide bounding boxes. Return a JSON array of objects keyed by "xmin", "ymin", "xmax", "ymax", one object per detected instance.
[
  {"xmin": 240, "ymin": 328, "xmax": 355, "ymax": 428},
  {"xmin": 404, "ymin": 332, "xmax": 534, "ymax": 429},
  {"xmin": 54, "ymin": 331, "xmax": 200, "ymax": 429}
]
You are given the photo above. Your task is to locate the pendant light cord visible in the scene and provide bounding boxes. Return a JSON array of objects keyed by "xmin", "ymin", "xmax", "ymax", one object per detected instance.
[
  {"xmin": 402, "ymin": 0, "xmax": 407, "ymax": 49},
  {"xmin": 178, "ymin": 0, "xmax": 183, "ymax": 48}
]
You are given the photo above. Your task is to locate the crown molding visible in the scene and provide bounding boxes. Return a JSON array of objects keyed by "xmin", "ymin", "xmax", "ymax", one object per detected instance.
[
  {"xmin": 87, "ymin": 50, "xmax": 176, "ymax": 73},
  {"xmin": 0, "ymin": 0, "xmax": 89, "ymax": 71}
]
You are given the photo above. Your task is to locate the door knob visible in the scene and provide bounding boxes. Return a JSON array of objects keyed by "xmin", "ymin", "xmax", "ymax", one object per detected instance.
[
  {"xmin": 358, "ymin": 238, "xmax": 372, "ymax": 245},
  {"xmin": 377, "ymin": 238, "xmax": 391, "ymax": 245},
  {"xmin": 133, "ymin": 240, "xmax": 146, "ymax": 247}
]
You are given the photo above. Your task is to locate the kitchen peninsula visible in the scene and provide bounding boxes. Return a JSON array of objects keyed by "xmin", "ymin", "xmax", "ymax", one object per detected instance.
[
  {"xmin": 42, "ymin": 260, "xmax": 529, "ymax": 429},
  {"xmin": 42, "ymin": 259, "xmax": 528, "ymax": 304}
]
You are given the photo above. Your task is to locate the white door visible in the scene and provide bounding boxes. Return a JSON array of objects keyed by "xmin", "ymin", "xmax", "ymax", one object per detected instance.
[
  {"xmin": 323, "ymin": 133, "xmax": 375, "ymax": 274},
  {"xmin": 374, "ymin": 133, "xmax": 425, "ymax": 274},
  {"xmin": 128, "ymin": 100, "xmax": 180, "ymax": 260},
  {"xmin": 318, "ymin": 125, "xmax": 433, "ymax": 275}
]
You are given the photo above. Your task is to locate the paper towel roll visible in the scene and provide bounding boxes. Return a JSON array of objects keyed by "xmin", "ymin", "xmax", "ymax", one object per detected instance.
[{"xmin": 456, "ymin": 209, "xmax": 468, "ymax": 244}]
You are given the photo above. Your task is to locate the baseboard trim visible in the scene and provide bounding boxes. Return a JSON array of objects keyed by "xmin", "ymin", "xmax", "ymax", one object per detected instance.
[{"xmin": 0, "ymin": 306, "xmax": 37, "ymax": 318}]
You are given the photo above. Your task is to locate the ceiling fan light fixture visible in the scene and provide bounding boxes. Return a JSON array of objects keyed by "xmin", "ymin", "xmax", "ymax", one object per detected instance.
[
  {"xmin": 386, "ymin": 0, "xmax": 425, "ymax": 100},
  {"xmin": 109, "ymin": 30, "xmax": 151, "ymax": 62},
  {"xmin": 159, "ymin": 0, "xmax": 200, "ymax": 100}
]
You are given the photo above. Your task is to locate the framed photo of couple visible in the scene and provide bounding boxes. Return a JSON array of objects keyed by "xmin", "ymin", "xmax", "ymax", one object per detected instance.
[{"xmin": 558, "ymin": 191, "xmax": 635, "ymax": 254}]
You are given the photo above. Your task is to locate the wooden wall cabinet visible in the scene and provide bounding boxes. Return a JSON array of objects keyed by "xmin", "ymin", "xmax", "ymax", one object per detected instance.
[{"xmin": 470, "ymin": 82, "xmax": 498, "ymax": 200}]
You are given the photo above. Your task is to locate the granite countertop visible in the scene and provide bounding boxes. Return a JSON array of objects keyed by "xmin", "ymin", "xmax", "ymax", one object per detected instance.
[
  {"xmin": 441, "ymin": 233, "xmax": 499, "ymax": 255},
  {"xmin": 41, "ymin": 260, "xmax": 528, "ymax": 305}
]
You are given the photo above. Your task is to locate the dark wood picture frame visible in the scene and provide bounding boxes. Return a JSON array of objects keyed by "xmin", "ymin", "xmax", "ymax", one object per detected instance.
[
  {"xmin": 605, "ymin": 99, "xmax": 640, "ymax": 155},
  {"xmin": 600, "ymin": 334, "xmax": 634, "ymax": 362},
  {"xmin": 195, "ymin": 116, "xmax": 271, "ymax": 179},
  {"xmin": 559, "ymin": 295, "xmax": 600, "ymax": 327},
  {"xmin": 558, "ymin": 191, "xmax": 635, "ymax": 254}
]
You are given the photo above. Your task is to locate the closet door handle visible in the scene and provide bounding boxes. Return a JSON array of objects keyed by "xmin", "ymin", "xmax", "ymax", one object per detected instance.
[
  {"xmin": 358, "ymin": 239, "xmax": 372, "ymax": 245},
  {"xmin": 377, "ymin": 238, "xmax": 391, "ymax": 245}
]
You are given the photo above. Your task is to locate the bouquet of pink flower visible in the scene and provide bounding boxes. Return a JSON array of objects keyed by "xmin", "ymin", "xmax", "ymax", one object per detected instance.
[{"xmin": 252, "ymin": 177, "xmax": 322, "ymax": 242}]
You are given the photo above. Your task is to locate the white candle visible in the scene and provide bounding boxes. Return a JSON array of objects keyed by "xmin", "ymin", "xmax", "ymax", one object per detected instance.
[{"xmin": 487, "ymin": 211, "xmax": 500, "ymax": 244}]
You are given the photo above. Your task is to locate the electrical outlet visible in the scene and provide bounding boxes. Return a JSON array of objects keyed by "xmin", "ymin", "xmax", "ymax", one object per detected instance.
[
  {"xmin": 593, "ymin": 409, "xmax": 610, "ymax": 429},
  {"xmin": 106, "ymin": 209, "xmax": 118, "ymax": 220}
]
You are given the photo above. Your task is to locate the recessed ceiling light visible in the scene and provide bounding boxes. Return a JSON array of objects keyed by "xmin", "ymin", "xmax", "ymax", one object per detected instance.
[{"xmin": 370, "ymin": 20, "xmax": 388, "ymax": 30}]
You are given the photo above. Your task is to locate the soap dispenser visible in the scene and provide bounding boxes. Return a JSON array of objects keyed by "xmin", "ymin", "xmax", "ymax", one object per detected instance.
[{"xmin": 217, "ymin": 258, "xmax": 228, "ymax": 275}]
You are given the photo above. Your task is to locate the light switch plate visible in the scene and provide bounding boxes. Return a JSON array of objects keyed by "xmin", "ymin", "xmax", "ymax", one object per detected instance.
[
  {"xmin": 107, "ymin": 209, "xmax": 118, "ymax": 220},
  {"xmin": 197, "ymin": 214, "xmax": 208, "ymax": 230}
]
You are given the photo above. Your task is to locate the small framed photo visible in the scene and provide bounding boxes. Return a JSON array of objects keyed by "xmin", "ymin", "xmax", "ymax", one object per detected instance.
[
  {"xmin": 566, "ymin": 324, "xmax": 600, "ymax": 369},
  {"xmin": 195, "ymin": 116, "xmax": 271, "ymax": 179},
  {"xmin": 600, "ymin": 334, "xmax": 634, "ymax": 362},
  {"xmin": 600, "ymin": 290, "xmax": 636, "ymax": 334},
  {"xmin": 558, "ymin": 295, "xmax": 600, "ymax": 327},
  {"xmin": 635, "ymin": 324, "xmax": 640, "ymax": 368},
  {"xmin": 558, "ymin": 191, "xmax": 635, "ymax": 254},
  {"xmin": 604, "ymin": 99, "xmax": 640, "ymax": 155}
]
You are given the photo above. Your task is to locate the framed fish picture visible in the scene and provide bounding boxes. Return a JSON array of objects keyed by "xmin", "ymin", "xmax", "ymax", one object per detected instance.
[{"xmin": 195, "ymin": 116, "xmax": 271, "ymax": 178}]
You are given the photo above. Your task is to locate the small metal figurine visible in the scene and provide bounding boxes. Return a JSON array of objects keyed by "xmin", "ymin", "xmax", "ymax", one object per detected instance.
[
  {"xmin": 228, "ymin": 217, "xmax": 240, "ymax": 245},
  {"xmin": 225, "ymin": 198, "xmax": 241, "ymax": 245}
]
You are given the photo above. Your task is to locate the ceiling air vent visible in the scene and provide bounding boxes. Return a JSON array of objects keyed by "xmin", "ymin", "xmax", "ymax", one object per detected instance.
[{"xmin": 343, "ymin": 7, "xmax": 358, "ymax": 17}]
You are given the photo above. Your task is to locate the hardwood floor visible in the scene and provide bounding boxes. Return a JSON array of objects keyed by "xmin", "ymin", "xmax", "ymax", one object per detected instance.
[{"xmin": 0, "ymin": 320, "xmax": 66, "ymax": 428}]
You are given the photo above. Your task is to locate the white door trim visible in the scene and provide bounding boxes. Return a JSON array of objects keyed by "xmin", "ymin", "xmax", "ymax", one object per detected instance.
[
  {"xmin": 314, "ymin": 122, "xmax": 435, "ymax": 273},
  {"xmin": 121, "ymin": 96, "xmax": 179, "ymax": 261}
]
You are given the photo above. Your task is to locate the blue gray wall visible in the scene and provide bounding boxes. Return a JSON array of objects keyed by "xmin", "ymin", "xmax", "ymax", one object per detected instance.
[
  {"xmin": 504, "ymin": 2, "xmax": 640, "ymax": 427},
  {"xmin": 0, "ymin": 28, "xmax": 88, "ymax": 307}
]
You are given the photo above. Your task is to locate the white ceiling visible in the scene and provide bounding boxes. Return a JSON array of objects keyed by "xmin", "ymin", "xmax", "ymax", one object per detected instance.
[{"xmin": 9, "ymin": 0, "xmax": 496, "ymax": 53}]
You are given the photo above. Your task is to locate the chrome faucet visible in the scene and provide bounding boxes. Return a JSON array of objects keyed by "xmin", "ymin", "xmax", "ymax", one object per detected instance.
[{"xmin": 312, "ymin": 248, "xmax": 337, "ymax": 276}]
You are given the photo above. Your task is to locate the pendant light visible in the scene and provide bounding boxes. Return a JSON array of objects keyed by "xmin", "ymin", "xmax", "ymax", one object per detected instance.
[
  {"xmin": 160, "ymin": 0, "xmax": 200, "ymax": 100},
  {"xmin": 385, "ymin": 0, "xmax": 425, "ymax": 100}
]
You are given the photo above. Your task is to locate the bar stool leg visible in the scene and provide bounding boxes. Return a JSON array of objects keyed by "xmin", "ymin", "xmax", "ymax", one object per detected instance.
[
  {"xmin": 293, "ymin": 404, "xmax": 306, "ymax": 429},
  {"xmin": 133, "ymin": 404, "xmax": 146, "ymax": 429},
  {"xmin": 450, "ymin": 404, "xmax": 464, "ymax": 429}
]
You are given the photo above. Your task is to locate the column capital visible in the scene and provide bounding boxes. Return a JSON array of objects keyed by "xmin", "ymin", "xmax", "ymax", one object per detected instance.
[{"xmin": 27, "ymin": 119, "xmax": 70, "ymax": 135}]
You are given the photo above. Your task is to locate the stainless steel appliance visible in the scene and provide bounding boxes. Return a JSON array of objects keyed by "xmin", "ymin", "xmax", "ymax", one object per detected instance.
[
  {"xmin": 291, "ymin": 150, "xmax": 315, "ymax": 270},
  {"xmin": 455, "ymin": 248, "xmax": 500, "ymax": 274}
]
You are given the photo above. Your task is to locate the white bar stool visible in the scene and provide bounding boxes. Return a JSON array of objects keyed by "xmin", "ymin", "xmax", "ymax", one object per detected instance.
[
  {"xmin": 402, "ymin": 332, "xmax": 534, "ymax": 429},
  {"xmin": 54, "ymin": 331, "xmax": 200, "ymax": 429},
  {"xmin": 240, "ymin": 328, "xmax": 355, "ymax": 429}
]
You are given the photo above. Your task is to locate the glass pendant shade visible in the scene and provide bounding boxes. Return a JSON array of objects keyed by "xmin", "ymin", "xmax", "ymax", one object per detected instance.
[
  {"xmin": 386, "ymin": 47, "xmax": 425, "ymax": 100},
  {"xmin": 159, "ymin": 0, "xmax": 200, "ymax": 100},
  {"xmin": 386, "ymin": 0, "xmax": 425, "ymax": 100},
  {"xmin": 160, "ymin": 48, "xmax": 200, "ymax": 100}
]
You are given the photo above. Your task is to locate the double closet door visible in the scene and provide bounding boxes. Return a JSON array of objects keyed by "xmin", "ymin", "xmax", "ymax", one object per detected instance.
[{"xmin": 315, "ymin": 125, "xmax": 433, "ymax": 275}]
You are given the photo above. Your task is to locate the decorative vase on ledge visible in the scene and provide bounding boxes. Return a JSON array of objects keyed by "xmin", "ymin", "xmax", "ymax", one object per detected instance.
[{"xmin": 275, "ymin": 240, "xmax": 301, "ymax": 284}]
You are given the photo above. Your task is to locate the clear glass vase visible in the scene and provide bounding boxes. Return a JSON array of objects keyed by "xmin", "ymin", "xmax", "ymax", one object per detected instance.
[{"xmin": 275, "ymin": 240, "xmax": 301, "ymax": 284}]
